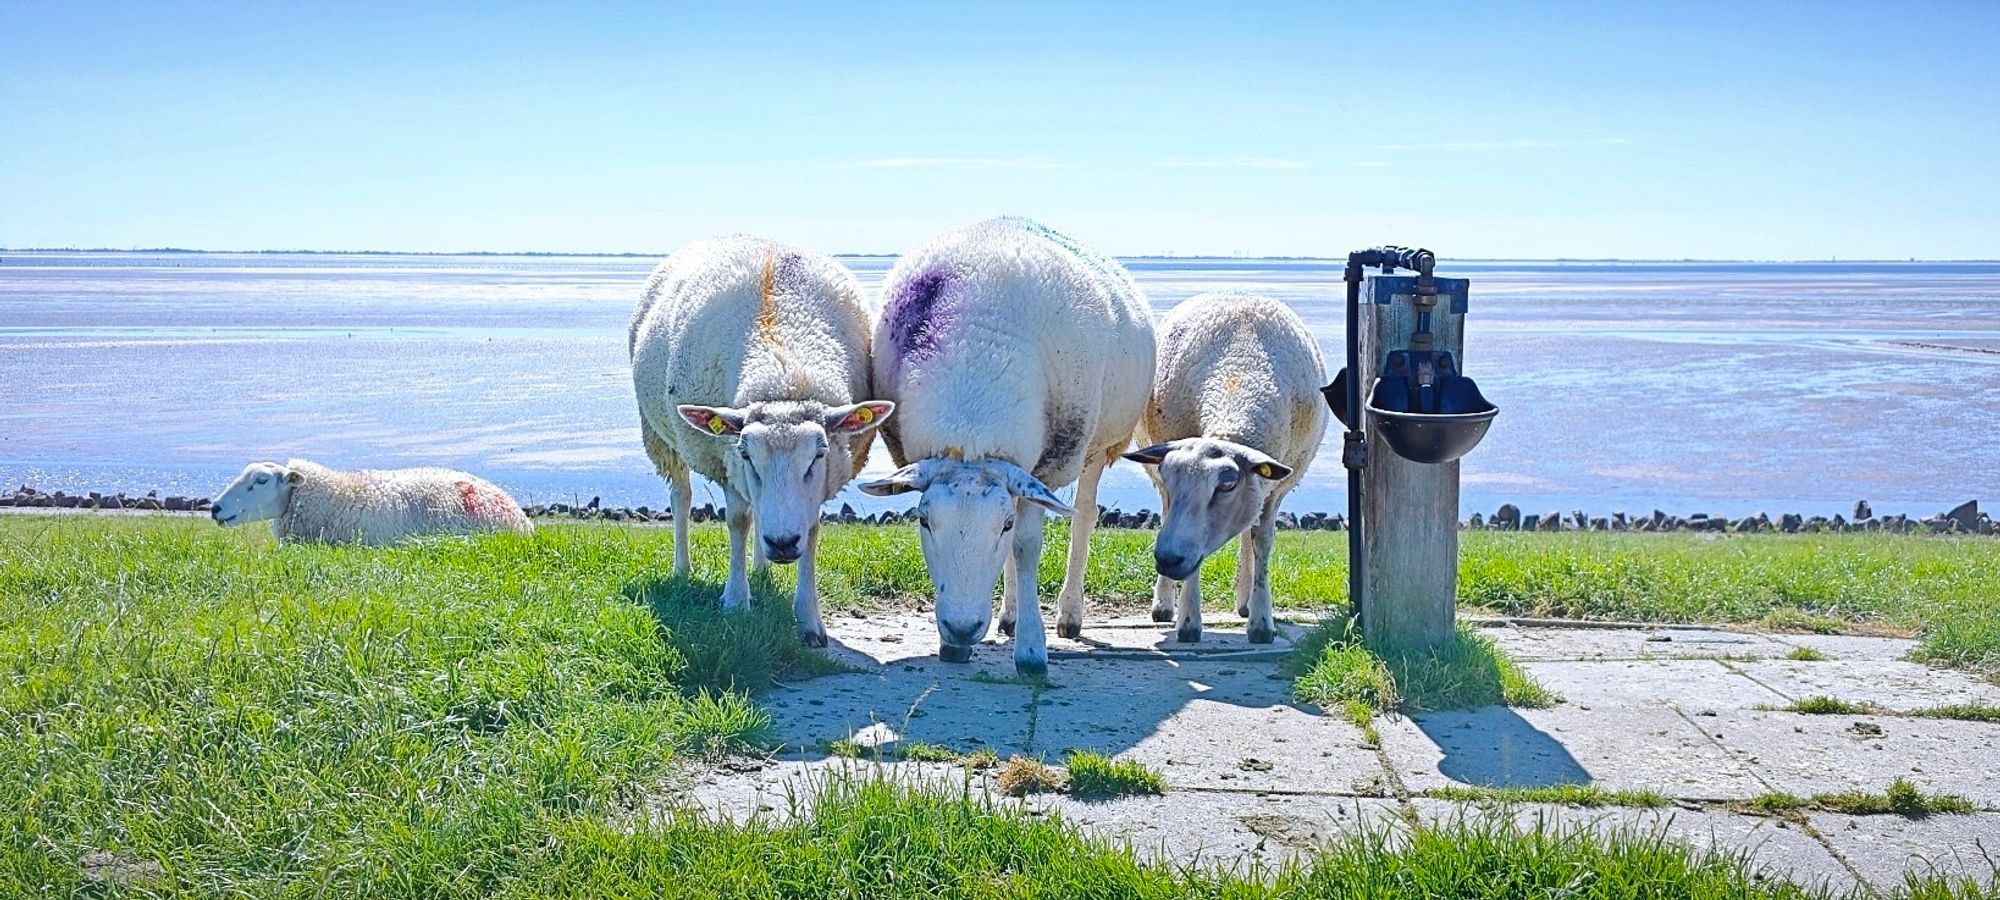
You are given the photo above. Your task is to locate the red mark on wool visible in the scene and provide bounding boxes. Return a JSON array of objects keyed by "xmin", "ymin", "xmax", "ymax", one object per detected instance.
[{"xmin": 456, "ymin": 481, "xmax": 512, "ymax": 519}]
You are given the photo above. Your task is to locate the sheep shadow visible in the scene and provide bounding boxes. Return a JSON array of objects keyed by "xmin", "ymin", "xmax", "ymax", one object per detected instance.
[{"xmin": 1408, "ymin": 707, "xmax": 1591, "ymax": 788}]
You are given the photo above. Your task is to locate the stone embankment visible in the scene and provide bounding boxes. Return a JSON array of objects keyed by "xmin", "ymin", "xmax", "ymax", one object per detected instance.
[{"xmin": 5, "ymin": 486, "xmax": 1991, "ymax": 535}]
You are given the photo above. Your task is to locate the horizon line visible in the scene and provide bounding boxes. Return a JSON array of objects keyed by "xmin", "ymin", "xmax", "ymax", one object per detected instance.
[{"xmin": 3, "ymin": 247, "xmax": 1998, "ymax": 265}]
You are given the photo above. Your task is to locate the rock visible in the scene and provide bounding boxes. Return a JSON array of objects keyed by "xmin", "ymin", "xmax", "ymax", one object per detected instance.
[
  {"xmin": 1571, "ymin": 510, "xmax": 1588, "ymax": 529},
  {"xmin": 839, "ymin": 503, "xmax": 858, "ymax": 524},
  {"xmin": 194, "ymin": 498, "xmax": 211, "ymax": 511},
  {"xmin": 1098, "ymin": 507, "xmax": 1118, "ymax": 528},
  {"xmin": 1276, "ymin": 512, "xmax": 1298, "ymax": 530},
  {"xmin": 102, "ymin": 496, "xmax": 125, "ymax": 510},
  {"xmin": 1538, "ymin": 511, "xmax": 1563, "ymax": 532},
  {"xmin": 1590, "ymin": 517, "xmax": 1610, "ymax": 531},
  {"xmin": 1493, "ymin": 504, "xmax": 1521, "ymax": 530},
  {"xmin": 1779, "ymin": 513, "xmax": 1803, "ymax": 534},
  {"xmin": 1521, "ymin": 513, "xmax": 1541, "ymax": 532},
  {"xmin": 1467, "ymin": 512, "xmax": 1484, "ymax": 529},
  {"xmin": 134, "ymin": 497, "xmax": 162, "ymax": 510},
  {"xmin": 55, "ymin": 494, "xmax": 81, "ymax": 508},
  {"xmin": 586, "ymin": 496, "xmax": 601, "ymax": 511},
  {"xmin": 1650, "ymin": 509, "xmax": 1669, "ymax": 530},
  {"xmin": 1854, "ymin": 500, "xmax": 1872, "ymax": 520},
  {"xmin": 1944, "ymin": 500, "xmax": 1979, "ymax": 530},
  {"xmin": 164, "ymin": 496, "xmax": 188, "ymax": 511}
]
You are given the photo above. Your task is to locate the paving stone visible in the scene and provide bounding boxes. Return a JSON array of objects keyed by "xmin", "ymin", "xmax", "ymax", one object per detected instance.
[
  {"xmin": 1704, "ymin": 711, "xmax": 2000, "ymax": 808},
  {"xmin": 1811, "ymin": 811, "xmax": 2000, "ymax": 888},
  {"xmin": 1383, "ymin": 706, "xmax": 1766, "ymax": 800},
  {"xmin": 1523, "ymin": 659, "xmax": 1789, "ymax": 710},
  {"xmin": 1487, "ymin": 626, "xmax": 1796, "ymax": 662},
  {"xmin": 1727, "ymin": 659, "xmax": 2000, "ymax": 710},
  {"xmin": 1028, "ymin": 792, "xmax": 1407, "ymax": 871},
  {"xmin": 762, "ymin": 665, "xmax": 1036, "ymax": 757},
  {"xmin": 1407, "ymin": 800, "xmax": 1856, "ymax": 893}
]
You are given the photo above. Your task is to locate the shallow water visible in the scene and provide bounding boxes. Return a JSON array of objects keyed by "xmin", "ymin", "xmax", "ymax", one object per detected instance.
[{"xmin": 3, "ymin": 251, "xmax": 1997, "ymax": 520}]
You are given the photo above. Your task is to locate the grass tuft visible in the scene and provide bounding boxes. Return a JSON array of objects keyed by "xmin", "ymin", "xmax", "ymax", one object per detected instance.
[
  {"xmin": 1776, "ymin": 695, "xmax": 1878, "ymax": 715},
  {"xmin": 898, "ymin": 742, "xmax": 966, "ymax": 763},
  {"xmin": 1764, "ymin": 697, "xmax": 2000, "ymax": 724},
  {"xmin": 1340, "ymin": 698, "xmax": 1382, "ymax": 745},
  {"xmin": 1784, "ymin": 645, "xmax": 1830, "ymax": 661},
  {"xmin": 994, "ymin": 756, "xmax": 1065, "ymax": 797},
  {"xmin": 1742, "ymin": 779, "xmax": 1974, "ymax": 818},
  {"xmin": 1425, "ymin": 784, "xmax": 1672, "ymax": 808},
  {"xmin": 1062, "ymin": 751, "xmax": 1165, "ymax": 799},
  {"xmin": 1288, "ymin": 616, "xmax": 1558, "ymax": 712},
  {"xmin": 1907, "ymin": 703, "xmax": 2000, "ymax": 723}
]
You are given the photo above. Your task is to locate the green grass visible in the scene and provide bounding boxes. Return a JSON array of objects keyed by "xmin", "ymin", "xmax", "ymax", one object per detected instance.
[
  {"xmin": 1743, "ymin": 779, "xmax": 1975, "ymax": 818},
  {"xmin": 1340, "ymin": 697, "xmax": 1382, "ymax": 745},
  {"xmin": 1762, "ymin": 695, "xmax": 2000, "ymax": 723},
  {"xmin": 1062, "ymin": 751, "xmax": 1165, "ymax": 799},
  {"xmin": 1288, "ymin": 616, "xmax": 1560, "ymax": 712},
  {"xmin": 1785, "ymin": 645, "xmax": 1831, "ymax": 661},
  {"xmin": 1424, "ymin": 784, "xmax": 1672, "ymax": 808},
  {"xmin": 503, "ymin": 777, "xmax": 1995, "ymax": 899}
]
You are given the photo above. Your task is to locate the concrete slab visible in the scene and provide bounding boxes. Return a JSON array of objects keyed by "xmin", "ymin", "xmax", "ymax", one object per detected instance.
[
  {"xmin": 1048, "ymin": 615, "xmax": 1309, "ymax": 661},
  {"xmin": 1384, "ymin": 706, "xmax": 1767, "ymax": 800},
  {"xmin": 1727, "ymin": 658, "xmax": 2000, "ymax": 710},
  {"xmin": 1486, "ymin": 626, "xmax": 1797, "ymax": 662},
  {"xmin": 1703, "ymin": 711, "xmax": 2000, "ymax": 808},
  {"xmin": 1407, "ymin": 799, "xmax": 1856, "ymax": 894},
  {"xmin": 1523, "ymin": 659, "xmax": 1789, "ymax": 710},
  {"xmin": 1027, "ymin": 792, "xmax": 1408, "ymax": 871},
  {"xmin": 763, "ymin": 666, "xmax": 1038, "ymax": 757},
  {"xmin": 1812, "ymin": 812, "xmax": 2000, "ymax": 888},
  {"xmin": 1763, "ymin": 633, "xmax": 1921, "ymax": 663}
]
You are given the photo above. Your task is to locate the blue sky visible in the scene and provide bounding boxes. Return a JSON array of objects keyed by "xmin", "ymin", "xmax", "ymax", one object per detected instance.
[{"xmin": 3, "ymin": 1, "xmax": 1995, "ymax": 258}]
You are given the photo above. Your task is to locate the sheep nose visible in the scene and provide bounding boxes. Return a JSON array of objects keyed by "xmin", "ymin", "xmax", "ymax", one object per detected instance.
[
  {"xmin": 1155, "ymin": 550, "xmax": 1196, "ymax": 580},
  {"xmin": 763, "ymin": 534, "xmax": 802, "ymax": 563},
  {"xmin": 939, "ymin": 618, "xmax": 986, "ymax": 650}
]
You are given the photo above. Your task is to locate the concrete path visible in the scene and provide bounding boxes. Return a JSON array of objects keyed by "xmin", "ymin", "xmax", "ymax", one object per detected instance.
[{"xmin": 676, "ymin": 611, "xmax": 2000, "ymax": 894}]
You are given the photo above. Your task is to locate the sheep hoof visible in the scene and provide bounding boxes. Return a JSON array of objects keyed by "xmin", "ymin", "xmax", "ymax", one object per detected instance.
[
  {"xmin": 1151, "ymin": 608, "xmax": 1173, "ymax": 623},
  {"xmin": 1176, "ymin": 624, "xmax": 1202, "ymax": 643},
  {"xmin": 1246, "ymin": 622, "xmax": 1276, "ymax": 644},
  {"xmin": 1055, "ymin": 621, "xmax": 1081, "ymax": 640},
  {"xmin": 998, "ymin": 617, "xmax": 1016, "ymax": 637},
  {"xmin": 798, "ymin": 630, "xmax": 827, "ymax": 648},
  {"xmin": 1014, "ymin": 658, "xmax": 1048, "ymax": 679},
  {"xmin": 1235, "ymin": 604, "xmax": 1249, "ymax": 618}
]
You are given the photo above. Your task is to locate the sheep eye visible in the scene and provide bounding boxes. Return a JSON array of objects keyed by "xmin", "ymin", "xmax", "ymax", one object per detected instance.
[
  {"xmin": 1002, "ymin": 517, "xmax": 1016, "ymax": 533},
  {"xmin": 917, "ymin": 515, "xmax": 930, "ymax": 530},
  {"xmin": 1216, "ymin": 473, "xmax": 1240, "ymax": 493},
  {"xmin": 255, "ymin": 475, "xmax": 269, "ymax": 484}
]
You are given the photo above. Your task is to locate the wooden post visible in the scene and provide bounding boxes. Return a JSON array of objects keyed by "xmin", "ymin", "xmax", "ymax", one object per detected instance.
[{"xmin": 1357, "ymin": 275, "xmax": 1472, "ymax": 652}]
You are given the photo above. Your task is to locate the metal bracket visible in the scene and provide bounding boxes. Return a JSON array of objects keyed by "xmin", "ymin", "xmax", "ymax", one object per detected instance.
[{"xmin": 1341, "ymin": 431, "xmax": 1368, "ymax": 469}]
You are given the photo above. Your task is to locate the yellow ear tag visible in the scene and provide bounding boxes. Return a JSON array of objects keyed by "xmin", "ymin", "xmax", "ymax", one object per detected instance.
[
  {"xmin": 1255, "ymin": 463, "xmax": 1275, "ymax": 478},
  {"xmin": 708, "ymin": 416, "xmax": 728, "ymax": 434},
  {"xmin": 854, "ymin": 407, "xmax": 874, "ymax": 424}
]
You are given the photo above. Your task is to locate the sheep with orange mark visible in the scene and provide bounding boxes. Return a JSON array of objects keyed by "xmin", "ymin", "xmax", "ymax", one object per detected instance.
[
  {"xmin": 630, "ymin": 236, "xmax": 893, "ymax": 646},
  {"xmin": 209, "ymin": 458, "xmax": 533, "ymax": 545},
  {"xmin": 1122, "ymin": 292, "xmax": 1326, "ymax": 645}
]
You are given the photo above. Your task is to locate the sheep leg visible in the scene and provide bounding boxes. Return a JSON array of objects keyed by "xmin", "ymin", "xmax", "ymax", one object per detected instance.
[
  {"xmin": 643, "ymin": 422, "xmax": 693, "ymax": 578},
  {"xmin": 1011, "ymin": 502, "xmax": 1049, "ymax": 677},
  {"xmin": 751, "ymin": 512, "xmax": 769, "ymax": 575},
  {"xmin": 998, "ymin": 548, "xmax": 1019, "ymax": 638},
  {"xmin": 1246, "ymin": 496, "xmax": 1280, "ymax": 644},
  {"xmin": 1150, "ymin": 480, "xmax": 1175, "ymax": 623},
  {"xmin": 720, "ymin": 486, "xmax": 754, "ymax": 610},
  {"xmin": 1175, "ymin": 561, "xmax": 1204, "ymax": 643},
  {"xmin": 1053, "ymin": 451, "xmax": 1109, "ymax": 640},
  {"xmin": 1234, "ymin": 531, "xmax": 1254, "ymax": 618},
  {"xmin": 794, "ymin": 524, "xmax": 827, "ymax": 647}
]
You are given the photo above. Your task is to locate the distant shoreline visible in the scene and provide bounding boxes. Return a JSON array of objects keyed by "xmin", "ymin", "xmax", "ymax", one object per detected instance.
[{"xmin": 3, "ymin": 248, "xmax": 1998, "ymax": 265}]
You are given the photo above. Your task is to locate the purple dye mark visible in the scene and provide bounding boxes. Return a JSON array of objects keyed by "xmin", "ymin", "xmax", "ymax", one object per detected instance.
[{"xmin": 883, "ymin": 266, "xmax": 954, "ymax": 376}]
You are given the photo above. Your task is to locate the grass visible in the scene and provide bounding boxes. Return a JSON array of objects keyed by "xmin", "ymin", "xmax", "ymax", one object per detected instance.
[
  {"xmin": 1424, "ymin": 784, "xmax": 1672, "ymax": 808},
  {"xmin": 994, "ymin": 756, "xmax": 1064, "ymax": 797},
  {"xmin": 1743, "ymin": 779, "xmax": 1975, "ymax": 818},
  {"xmin": 1287, "ymin": 615, "xmax": 1560, "ymax": 713},
  {"xmin": 1785, "ymin": 645, "xmax": 1831, "ymax": 661},
  {"xmin": 505, "ymin": 777, "xmax": 1998, "ymax": 899},
  {"xmin": 1062, "ymin": 751, "xmax": 1165, "ymax": 799},
  {"xmin": 1762, "ymin": 695, "xmax": 2000, "ymax": 723}
]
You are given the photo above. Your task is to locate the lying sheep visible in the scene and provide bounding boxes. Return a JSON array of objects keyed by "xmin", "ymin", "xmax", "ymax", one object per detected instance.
[
  {"xmin": 861, "ymin": 217, "xmax": 1156, "ymax": 675},
  {"xmin": 1123, "ymin": 292, "xmax": 1326, "ymax": 644},
  {"xmin": 630, "ymin": 236, "xmax": 892, "ymax": 645},
  {"xmin": 209, "ymin": 459, "xmax": 532, "ymax": 545}
]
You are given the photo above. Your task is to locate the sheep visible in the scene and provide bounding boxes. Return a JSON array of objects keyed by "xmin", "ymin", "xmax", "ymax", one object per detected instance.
[
  {"xmin": 209, "ymin": 458, "xmax": 533, "ymax": 545},
  {"xmin": 630, "ymin": 236, "xmax": 893, "ymax": 646},
  {"xmin": 860, "ymin": 217, "xmax": 1156, "ymax": 675},
  {"xmin": 1121, "ymin": 292, "xmax": 1327, "ymax": 645}
]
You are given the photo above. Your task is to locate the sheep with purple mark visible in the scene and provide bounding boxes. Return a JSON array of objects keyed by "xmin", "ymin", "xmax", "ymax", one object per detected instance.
[
  {"xmin": 1123, "ymin": 292, "xmax": 1327, "ymax": 644},
  {"xmin": 630, "ymin": 236, "xmax": 893, "ymax": 645},
  {"xmin": 861, "ymin": 217, "xmax": 1156, "ymax": 676}
]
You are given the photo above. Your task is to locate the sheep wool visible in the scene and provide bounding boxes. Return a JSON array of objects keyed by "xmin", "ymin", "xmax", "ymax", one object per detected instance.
[{"xmin": 275, "ymin": 459, "xmax": 532, "ymax": 545}]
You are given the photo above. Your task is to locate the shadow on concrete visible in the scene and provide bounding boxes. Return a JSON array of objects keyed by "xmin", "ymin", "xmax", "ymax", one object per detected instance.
[{"xmin": 1412, "ymin": 707, "xmax": 1590, "ymax": 787}]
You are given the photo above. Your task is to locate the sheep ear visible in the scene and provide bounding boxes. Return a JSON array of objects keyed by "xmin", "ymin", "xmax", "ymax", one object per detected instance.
[
  {"xmin": 678, "ymin": 405, "xmax": 746, "ymax": 437},
  {"xmin": 283, "ymin": 469, "xmax": 303, "ymax": 485},
  {"xmin": 859, "ymin": 462, "xmax": 927, "ymax": 496},
  {"xmin": 996, "ymin": 461, "xmax": 1074, "ymax": 517},
  {"xmin": 1121, "ymin": 442, "xmax": 1177, "ymax": 466},
  {"xmin": 824, "ymin": 401, "xmax": 894, "ymax": 435}
]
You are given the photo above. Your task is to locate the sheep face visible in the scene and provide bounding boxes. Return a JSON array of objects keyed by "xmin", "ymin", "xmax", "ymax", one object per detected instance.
[
  {"xmin": 211, "ymin": 461, "xmax": 299, "ymax": 527},
  {"xmin": 679, "ymin": 400, "xmax": 893, "ymax": 563},
  {"xmin": 861, "ymin": 457, "xmax": 1072, "ymax": 660},
  {"xmin": 1124, "ymin": 439, "xmax": 1292, "ymax": 580}
]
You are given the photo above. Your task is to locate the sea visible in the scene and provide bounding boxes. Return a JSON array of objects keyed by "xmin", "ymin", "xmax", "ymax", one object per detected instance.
[{"xmin": 3, "ymin": 251, "xmax": 1997, "ymax": 521}]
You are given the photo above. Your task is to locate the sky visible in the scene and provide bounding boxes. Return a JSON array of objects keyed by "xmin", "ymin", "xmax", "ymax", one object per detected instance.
[{"xmin": 2, "ymin": 1, "xmax": 1996, "ymax": 259}]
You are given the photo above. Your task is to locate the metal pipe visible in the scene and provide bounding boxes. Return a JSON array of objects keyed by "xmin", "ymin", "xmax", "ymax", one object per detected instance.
[{"xmin": 1340, "ymin": 246, "xmax": 1436, "ymax": 629}]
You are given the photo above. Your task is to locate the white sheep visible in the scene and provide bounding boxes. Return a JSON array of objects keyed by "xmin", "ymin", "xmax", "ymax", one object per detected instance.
[
  {"xmin": 1122, "ymin": 292, "xmax": 1327, "ymax": 644},
  {"xmin": 630, "ymin": 236, "xmax": 893, "ymax": 645},
  {"xmin": 860, "ymin": 217, "xmax": 1156, "ymax": 675},
  {"xmin": 209, "ymin": 458, "xmax": 533, "ymax": 545}
]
